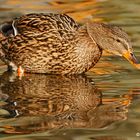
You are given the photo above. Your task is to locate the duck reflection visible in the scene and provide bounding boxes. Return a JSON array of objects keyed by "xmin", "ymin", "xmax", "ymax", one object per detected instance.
[{"xmin": 0, "ymin": 72, "xmax": 128, "ymax": 134}]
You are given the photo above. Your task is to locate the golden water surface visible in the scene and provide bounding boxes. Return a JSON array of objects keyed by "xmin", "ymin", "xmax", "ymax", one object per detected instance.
[{"xmin": 0, "ymin": 0, "xmax": 140, "ymax": 140}]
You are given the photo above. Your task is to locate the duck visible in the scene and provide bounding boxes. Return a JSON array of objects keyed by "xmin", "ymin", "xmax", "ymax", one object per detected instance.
[{"xmin": 0, "ymin": 13, "xmax": 139, "ymax": 75}]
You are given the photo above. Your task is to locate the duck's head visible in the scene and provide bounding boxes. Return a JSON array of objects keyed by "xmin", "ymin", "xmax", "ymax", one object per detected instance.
[{"xmin": 87, "ymin": 22, "xmax": 140, "ymax": 69}]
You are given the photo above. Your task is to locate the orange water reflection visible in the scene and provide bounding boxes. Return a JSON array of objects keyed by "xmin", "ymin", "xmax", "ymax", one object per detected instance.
[
  {"xmin": 0, "ymin": 72, "xmax": 133, "ymax": 135},
  {"xmin": 0, "ymin": 0, "xmax": 104, "ymax": 22}
]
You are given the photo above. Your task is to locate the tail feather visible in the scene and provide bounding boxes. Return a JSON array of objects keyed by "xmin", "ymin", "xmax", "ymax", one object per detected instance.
[{"xmin": 0, "ymin": 21, "xmax": 14, "ymax": 37}]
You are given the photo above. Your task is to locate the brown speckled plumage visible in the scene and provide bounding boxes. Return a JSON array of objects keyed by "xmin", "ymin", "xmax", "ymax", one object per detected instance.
[{"xmin": 0, "ymin": 13, "xmax": 136, "ymax": 74}]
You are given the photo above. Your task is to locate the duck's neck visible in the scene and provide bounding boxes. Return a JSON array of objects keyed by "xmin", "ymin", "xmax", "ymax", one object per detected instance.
[{"xmin": 75, "ymin": 25, "xmax": 102, "ymax": 72}]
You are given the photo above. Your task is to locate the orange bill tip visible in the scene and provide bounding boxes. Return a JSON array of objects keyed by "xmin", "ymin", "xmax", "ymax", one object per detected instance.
[{"xmin": 134, "ymin": 63, "xmax": 140, "ymax": 69}]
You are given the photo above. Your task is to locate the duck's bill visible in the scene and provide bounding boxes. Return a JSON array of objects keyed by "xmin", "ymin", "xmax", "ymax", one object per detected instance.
[{"xmin": 123, "ymin": 52, "xmax": 140, "ymax": 69}]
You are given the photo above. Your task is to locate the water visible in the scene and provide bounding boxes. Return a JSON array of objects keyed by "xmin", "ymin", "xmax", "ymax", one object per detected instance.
[{"xmin": 0, "ymin": 0, "xmax": 140, "ymax": 139}]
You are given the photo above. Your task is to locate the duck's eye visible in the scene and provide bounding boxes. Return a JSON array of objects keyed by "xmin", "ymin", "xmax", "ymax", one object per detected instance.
[{"xmin": 116, "ymin": 39, "xmax": 121, "ymax": 43}]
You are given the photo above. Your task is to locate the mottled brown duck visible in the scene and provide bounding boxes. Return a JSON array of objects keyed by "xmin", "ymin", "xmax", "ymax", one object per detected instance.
[{"xmin": 0, "ymin": 13, "xmax": 139, "ymax": 75}]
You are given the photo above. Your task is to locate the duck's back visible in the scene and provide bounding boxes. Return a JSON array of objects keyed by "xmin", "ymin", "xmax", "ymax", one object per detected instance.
[{"xmin": 14, "ymin": 13, "xmax": 79, "ymax": 34}]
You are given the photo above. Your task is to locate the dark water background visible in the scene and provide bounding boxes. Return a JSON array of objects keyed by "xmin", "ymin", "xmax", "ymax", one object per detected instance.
[{"xmin": 0, "ymin": 0, "xmax": 140, "ymax": 140}]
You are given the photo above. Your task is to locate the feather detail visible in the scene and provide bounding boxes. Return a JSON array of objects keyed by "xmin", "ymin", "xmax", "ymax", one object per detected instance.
[{"xmin": 12, "ymin": 20, "xmax": 18, "ymax": 36}]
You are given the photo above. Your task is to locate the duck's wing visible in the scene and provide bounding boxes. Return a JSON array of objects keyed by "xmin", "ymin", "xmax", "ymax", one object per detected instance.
[
  {"xmin": 0, "ymin": 13, "xmax": 79, "ymax": 64},
  {"xmin": 1, "ymin": 13, "xmax": 79, "ymax": 37},
  {"xmin": 12, "ymin": 13, "xmax": 79, "ymax": 35}
]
